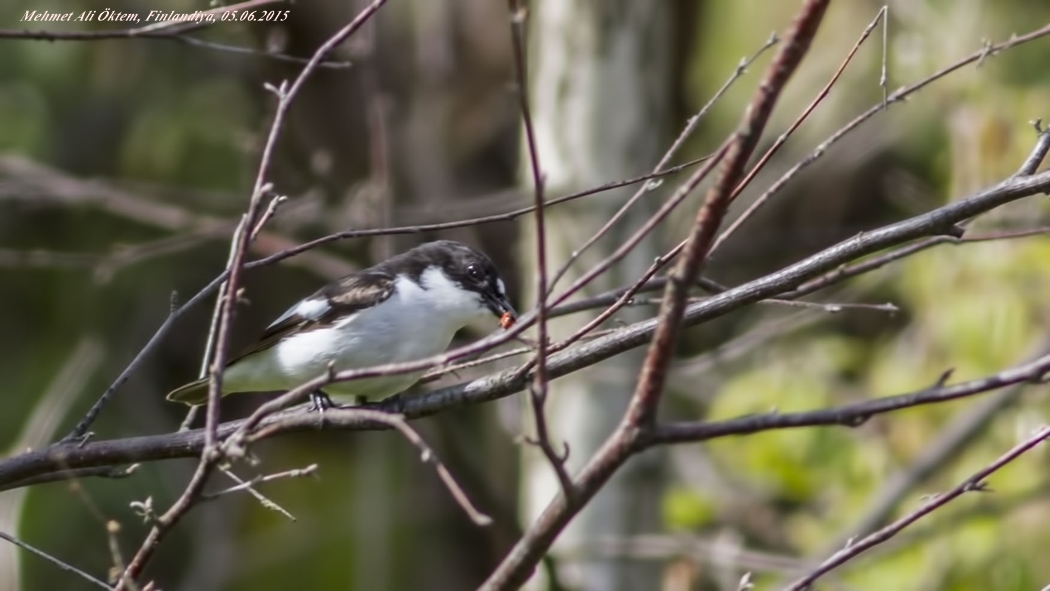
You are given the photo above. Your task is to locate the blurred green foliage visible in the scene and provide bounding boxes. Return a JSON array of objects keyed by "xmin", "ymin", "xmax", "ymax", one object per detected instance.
[{"xmin": 662, "ymin": 2, "xmax": 1050, "ymax": 590}]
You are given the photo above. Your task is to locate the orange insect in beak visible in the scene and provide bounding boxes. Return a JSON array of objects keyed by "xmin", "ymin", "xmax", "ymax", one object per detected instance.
[{"xmin": 499, "ymin": 312, "xmax": 516, "ymax": 329}]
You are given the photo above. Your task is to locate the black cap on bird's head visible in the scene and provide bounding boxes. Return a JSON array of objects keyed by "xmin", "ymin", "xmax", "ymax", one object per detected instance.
[{"xmin": 381, "ymin": 240, "xmax": 517, "ymax": 322}]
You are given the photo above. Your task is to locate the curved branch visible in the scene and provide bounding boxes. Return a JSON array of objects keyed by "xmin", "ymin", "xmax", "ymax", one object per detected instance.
[{"xmin": 1, "ymin": 166, "xmax": 1049, "ymax": 491}]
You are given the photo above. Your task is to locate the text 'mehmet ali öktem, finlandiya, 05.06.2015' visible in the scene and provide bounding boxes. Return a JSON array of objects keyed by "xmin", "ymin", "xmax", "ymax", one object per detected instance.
[{"xmin": 19, "ymin": 8, "xmax": 289, "ymax": 24}]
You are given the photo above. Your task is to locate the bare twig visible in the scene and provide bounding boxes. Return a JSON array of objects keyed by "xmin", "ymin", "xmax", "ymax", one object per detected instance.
[
  {"xmin": 203, "ymin": 465, "xmax": 318, "ymax": 501},
  {"xmin": 506, "ymin": 0, "xmax": 573, "ymax": 501},
  {"xmin": 361, "ymin": 409, "xmax": 492, "ymax": 526},
  {"xmin": 242, "ymin": 156, "xmax": 711, "ymax": 270},
  {"xmin": 827, "ymin": 380, "xmax": 1026, "ymax": 550},
  {"xmin": 782, "ymin": 425, "xmax": 1050, "ymax": 590},
  {"xmin": 179, "ymin": 226, "xmax": 254, "ymax": 433},
  {"xmin": 1014, "ymin": 119, "xmax": 1050, "ymax": 177},
  {"xmin": 4, "ymin": 164, "xmax": 1048, "ymax": 494},
  {"xmin": 62, "ymin": 272, "xmax": 227, "ymax": 442},
  {"xmin": 546, "ymin": 32, "xmax": 778, "ymax": 291},
  {"xmin": 112, "ymin": 3, "xmax": 393, "ymax": 588},
  {"xmin": 480, "ymin": 3, "xmax": 832, "ymax": 589},
  {"xmin": 204, "ymin": 215, "xmax": 250, "ymax": 449},
  {"xmin": 547, "ymin": 141, "xmax": 731, "ymax": 313},
  {"xmin": 250, "ymin": 192, "xmax": 288, "ymax": 240},
  {"xmin": 0, "ymin": 531, "xmax": 113, "ymax": 590},
  {"xmin": 712, "ymin": 6, "xmax": 890, "ymax": 253},
  {"xmin": 670, "ymin": 310, "xmax": 821, "ymax": 382},
  {"xmin": 0, "ymin": 465, "xmax": 137, "ymax": 493},
  {"xmin": 628, "ymin": 0, "xmax": 830, "ymax": 427},
  {"xmin": 0, "ymin": 234, "xmax": 207, "ymax": 280},
  {"xmin": 104, "ymin": 521, "xmax": 135, "ymax": 591},
  {"xmin": 213, "ymin": 465, "xmax": 299, "ymax": 520},
  {"xmin": 0, "ymin": 0, "xmax": 354, "ymax": 69},
  {"xmin": 0, "ymin": 0, "xmax": 279, "ymax": 39},
  {"xmin": 0, "ymin": 154, "xmax": 355, "ymax": 279},
  {"xmin": 566, "ymin": 534, "xmax": 812, "ymax": 576},
  {"xmin": 256, "ymin": 409, "xmax": 491, "ymax": 526},
  {"xmin": 646, "ymin": 350, "xmax": 1050, "ymax": 446},
  {"xmin": 715, "ymin": 21, "xmax": 1050, "ymax": 255},
  {"xmin": 168, "ymin": 35, "xmax": 351, "ymax": 69},
  {"xmin": 961, "ymin": 224, "xmax": 1050, "ymax": 242},
  {"xmin": 4, "ymin": 340, "xmax": 1050, "ymax": 495}
]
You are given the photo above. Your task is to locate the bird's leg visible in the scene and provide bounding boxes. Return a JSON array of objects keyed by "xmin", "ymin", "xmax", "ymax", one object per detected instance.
[{"xmin": 309, "ymin": 389, "xmax": 335, "ymax": 413}]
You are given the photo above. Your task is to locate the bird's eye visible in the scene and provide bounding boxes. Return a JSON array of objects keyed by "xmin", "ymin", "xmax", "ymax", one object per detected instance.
[{"xmin": 466, "ymin": 264, "xmax": 483, "ymax": 280}]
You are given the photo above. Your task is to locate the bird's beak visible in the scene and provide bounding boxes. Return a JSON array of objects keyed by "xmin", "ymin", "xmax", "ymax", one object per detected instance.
[{"xmin": 485, "ymin": 291, "xmax": 517, "ymax": 320}]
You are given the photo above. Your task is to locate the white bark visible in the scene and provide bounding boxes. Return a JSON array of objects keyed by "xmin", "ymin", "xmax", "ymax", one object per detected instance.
[{"xmin": 519, "ymin": 1, "xmax": 677, "ymax": 589}]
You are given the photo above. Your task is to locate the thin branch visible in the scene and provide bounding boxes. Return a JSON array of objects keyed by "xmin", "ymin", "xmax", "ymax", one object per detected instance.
[
  {"xmin": 506, "ymin": 0, "xmax": 573, "ymax": 501},
  {"xmin": 0, "ymin": 234, "xmax": 207, "ymax": 280},
  {"xmin": 112, "ymin": 3, "xmax": 393, "ymax": 588},
  {"xmin": 628, "ymin": 0, "xmax": 830, "ymax": 428},
  {"xmin": 214, "ymin": 464, "xmax": 299, "ymax": 521},
  {"xmin": 255, "ymin": 409, "xmax": 492, "ymax": 526},
  {"xmin": 168, "ymin": 35, "xmax": 351, "ymax": 69},
  {"xmin": 712, "ymin": 6, "xmax": 889, "ymax": 253},
  {"xmin": 250, "ymin": 192, "xmax": 288, "ymax": 240},
  {"xmin": 0, "ymin": 0, "xmax": 280, "ymax": 39},
  {"xmin": 670, "ymin": 310, "xmax": 821, "ymax": 382},
  {"xmin": 480, "ymin": 3, "xmax": 832, "ymax": 589},
  {"xmin": 961, "ymin": 224, "xmax": 1050, "ymax": 242},
  {"xmin": 826, "ymin": 377, "xmax": 1027, "ymax": 551},
  {"xmin": 645, "ymin": 350, "xmax": 1050, "ymax": 446},
  {"xmin": 203, "ymin": 465, "xmax": 318, "ymax": 501},
  {"xmin": 4, "ymin": 166, "xmax": 1049, "ymax": 493},
  {"xmin": 0, "ymin": 465, "xmax": 138, "ymax": 493},
  {"xmin": 1, "ymin": 337, "xmax": 1047, "ymax": 494},
  {"xmin": 0, "ymin": 154, "xmax": 355, "ymax": 279},
  {"xmin": 363, "ymin": 409, "xmax": 492, "ymax": 526},
  {"xmin": 242, "ymin": 156, "xmax": 710, "ymax": 269},
  {"xmin": 718, "ymin": 21, "xmax": 1050, "ymax": 255},
  {"xmin": 546, "ymin": 32, "xmax": 778, "ymax": 291},
  {"xmin": 782, "ymin": 425, "xmax": 1050, "ymax": 590},
  {"xmin": 204, "ymin": 215, "xmax": 249, "ymax": 449},
  {"xmin": 1014, "ymin": 119, "xmax": 1050, "ymax": 177},
  {"xmin": 62, "ymin": 271, "xmax": 228, "ymax": 442},
  {"xmin": 547, "ymin": 141, "xmax": 731, "ymax": 312},
  {"xmin": 0, "ymin": 530, "xmax": 113, "ymax": 590},
  {"xmin": 104, "ymin": 521, "xmax": 135, "ymax": 591},
  {"xmin": 180, "ymin": 224, "xmax": 254, "ymax": 433}
]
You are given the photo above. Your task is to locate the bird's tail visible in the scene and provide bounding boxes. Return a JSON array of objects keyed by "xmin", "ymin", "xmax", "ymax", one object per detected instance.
[{"xmin": 165, "ymin": 378, "xmax": 211, "ymax": 406}]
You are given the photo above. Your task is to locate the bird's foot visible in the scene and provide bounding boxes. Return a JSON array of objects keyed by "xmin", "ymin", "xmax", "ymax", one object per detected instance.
[{"xmin": 309, "ymin": 390, "xmax": 335, "ymax": 413}]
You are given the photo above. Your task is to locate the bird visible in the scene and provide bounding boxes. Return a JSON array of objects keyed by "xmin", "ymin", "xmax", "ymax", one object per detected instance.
[{"xmin": 165, "ymin": 240, "xmax": 516, "ymax": 409}]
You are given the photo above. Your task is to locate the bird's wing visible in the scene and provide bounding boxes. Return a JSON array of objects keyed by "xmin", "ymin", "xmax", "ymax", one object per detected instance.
[{"xmin": 224, "ymin": 272, "xmax": 397, "ymax": 366}]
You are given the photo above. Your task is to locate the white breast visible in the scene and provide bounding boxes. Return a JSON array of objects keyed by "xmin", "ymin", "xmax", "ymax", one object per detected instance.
[{"xmin": 222, "ymin": 270, "xmax": 488, "ymax": 400}]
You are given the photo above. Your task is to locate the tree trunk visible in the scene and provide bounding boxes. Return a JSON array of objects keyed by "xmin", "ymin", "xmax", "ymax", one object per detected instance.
[{"xmin": 519, "ymin": 2, "xmax": 678, "ymax": 589}]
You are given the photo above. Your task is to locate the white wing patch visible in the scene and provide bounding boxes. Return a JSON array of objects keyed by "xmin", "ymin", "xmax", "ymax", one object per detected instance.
[
  {"xmin": 267, "ymin": 297, "xmax": 330, "ymax": 330},
  {"xmin": 496, "ymin": 278, "xmax": 507, "ymax": 297},
  {"xmin": 294, "ymin": 297, "xmax": 332, "ymax": 320}
]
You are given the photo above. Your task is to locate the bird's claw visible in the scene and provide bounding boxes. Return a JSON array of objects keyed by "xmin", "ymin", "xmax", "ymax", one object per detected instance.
[{"xmin": 309, "ymin": 390, "xmax": 335, "ymax": 413}]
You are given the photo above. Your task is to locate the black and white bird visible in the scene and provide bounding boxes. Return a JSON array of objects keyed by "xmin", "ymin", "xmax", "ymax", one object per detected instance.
[{"xmin": 166, "ymin": 240, "xmax": 516, "ymax": 408}]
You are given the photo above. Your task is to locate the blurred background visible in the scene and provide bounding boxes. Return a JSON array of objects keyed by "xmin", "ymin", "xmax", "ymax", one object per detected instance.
[{"xmin": 2, "ymin": 0, "xmax": 1050, "ymax": 590}]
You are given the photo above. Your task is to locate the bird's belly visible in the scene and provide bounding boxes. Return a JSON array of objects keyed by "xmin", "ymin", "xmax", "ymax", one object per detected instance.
[{"xmin": 268, "ymin": 311, "xmax": 456, "ymax": 400}]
